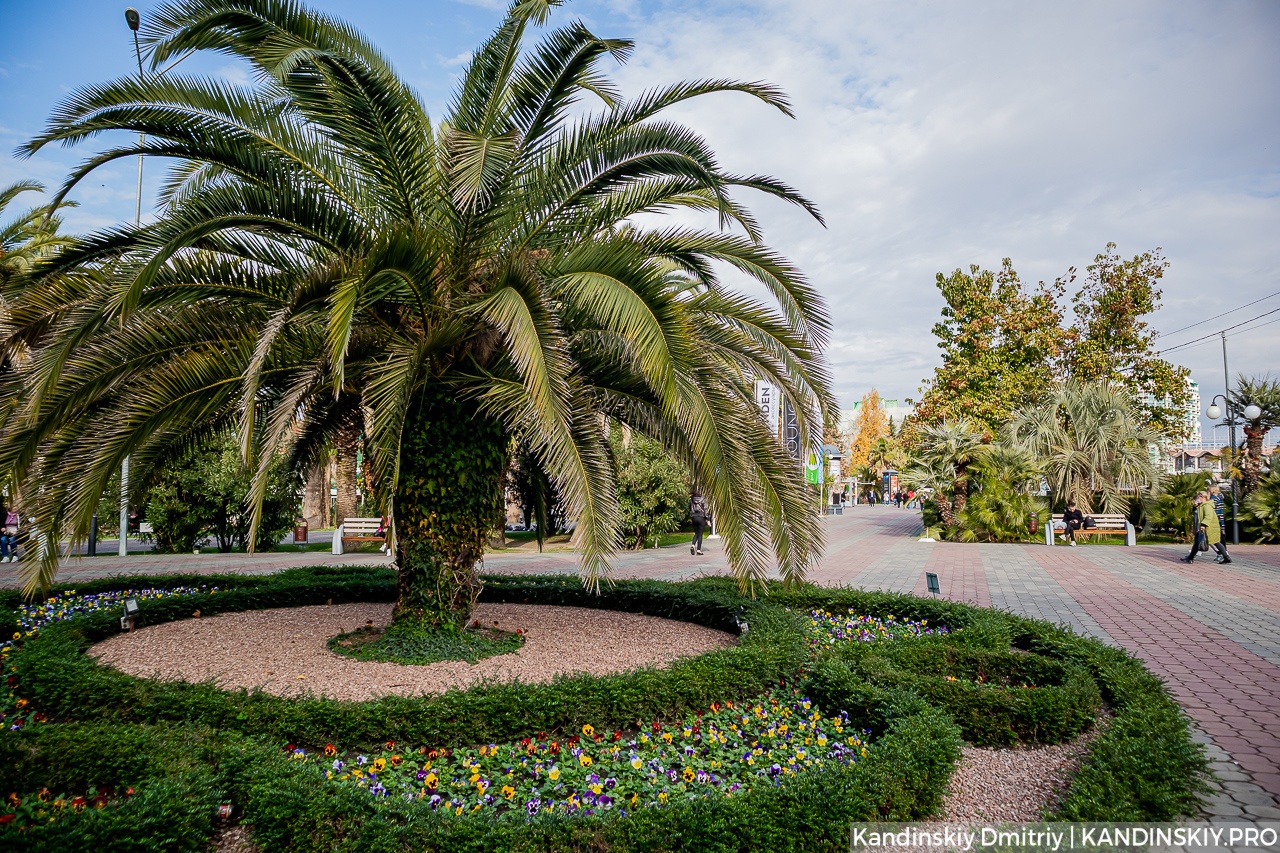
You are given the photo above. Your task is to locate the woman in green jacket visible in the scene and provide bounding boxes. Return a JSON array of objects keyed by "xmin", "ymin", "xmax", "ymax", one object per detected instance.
[{"xmin": 1182, "ymin": 492, "xmax": 1231, "ymax": 564}]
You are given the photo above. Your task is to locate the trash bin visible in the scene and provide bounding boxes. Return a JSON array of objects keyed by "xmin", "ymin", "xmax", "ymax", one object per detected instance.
[{"xmin": 293, "ymin": 520, "xmax": 308, "ymax": 544}]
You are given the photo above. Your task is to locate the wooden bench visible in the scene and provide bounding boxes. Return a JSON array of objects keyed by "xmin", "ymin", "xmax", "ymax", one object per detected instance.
[
  {"xmin": 332, "ymin": 518, "xmax": 387, "ymax": 555},
  {"xmin": 1045, "ymin": 513, "xmax": 1135, "ymax": 546}
]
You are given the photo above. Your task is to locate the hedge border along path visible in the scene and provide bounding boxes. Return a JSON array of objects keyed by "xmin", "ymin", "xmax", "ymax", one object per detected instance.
[{"xmin": 0, "ymin": 570, "xmax": 1211, "ymax": 853}]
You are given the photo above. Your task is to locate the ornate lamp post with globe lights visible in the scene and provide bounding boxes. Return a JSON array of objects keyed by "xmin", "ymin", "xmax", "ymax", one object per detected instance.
[{"xmin": 1206, "ymin": 395, "xmax": 1262, "ymax": 545}]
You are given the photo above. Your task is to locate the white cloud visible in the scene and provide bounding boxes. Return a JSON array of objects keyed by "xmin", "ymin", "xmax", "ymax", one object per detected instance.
[
  {"xmin": 440, "ymin": 51, "xmax": 473, "ymax": 67},
  {"xmin": 587, "ymin": 0, "xmax": 1280, "ymax": 416}
]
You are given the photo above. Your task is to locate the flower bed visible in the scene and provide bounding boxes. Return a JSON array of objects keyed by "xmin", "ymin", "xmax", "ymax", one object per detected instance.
[
  {"xmin": 305, "ymin": 686, "xmax": 865, "ymax": 820},
  {"xmin": 0, "ymin": 570, "xmax": 1210, "ymax": 851},
  {"xmin": 1, "ymin": 586, "xmax": 216, "ymax": 731}
]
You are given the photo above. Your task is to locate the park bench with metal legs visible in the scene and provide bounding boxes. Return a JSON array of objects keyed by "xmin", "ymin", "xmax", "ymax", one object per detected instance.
[
  {"xmin": 332, "ymin": 518, "xmax": 387, "ymax": 554},
  {"xmin": 1045, "ymin": 513, "xmax": 1135, "ymax": 546}
]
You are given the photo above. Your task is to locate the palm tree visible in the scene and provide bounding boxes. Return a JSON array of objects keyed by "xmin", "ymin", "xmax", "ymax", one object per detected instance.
[
  {"xmin": 1006, "ymin": 381, "xmax": 1160, "ymax": 514},
  {"xmin": 868, "ymin": 436, "xmax": 895, "ymax": 475},
  {"xmin": 955, "ymin": 444, "xmax": 1044, "ymax": 543},
  {"xmin": 900, "ymin": 457, "xmax": 956, "ymax": 528},
  {"xmin": 0, "ymin": 182, "xmax": 74, "ymax": 292},
  {"xmin": 912, "ymin": 419, "xmax": 984, "ymax": 515},
  {"xmin": 0, "ymin": 0, "xmax": 833, "ymax": 620},
  {"xmin": 1229, "ymin": 374, "xmax": 1280, "ymax": 496}
]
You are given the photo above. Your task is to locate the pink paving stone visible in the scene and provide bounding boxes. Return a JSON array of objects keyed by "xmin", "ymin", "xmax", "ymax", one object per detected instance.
[
  {"xmin": 1131, "ymin": 548, "xmax": 1280, "ymax": 612},
  {"xmin": 812, "ymin": 513, "xmax": 915, "ymax": 585},
  {"xmin": 1031, "ymin": 547, "xmax": 1280, "ymax": 806},
  {"xmin": 910, "ymin": 543, "xmax": 991, "ymax": 607}
]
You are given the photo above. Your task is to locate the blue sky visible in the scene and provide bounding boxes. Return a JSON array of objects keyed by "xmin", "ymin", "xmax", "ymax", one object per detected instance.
[{"xmin": 2, "ymin": 0, "xmax": 1278, "ymax": 439}]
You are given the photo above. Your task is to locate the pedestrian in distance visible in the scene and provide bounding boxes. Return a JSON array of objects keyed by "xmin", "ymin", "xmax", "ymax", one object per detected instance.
[
  {"xmin": 0, "ymin": 500, "xmax": 15, "ymax": 563},
  {"xmin": 1209, "ymin": 483, "xmax": 1227, "ymax": 538},
  {"xmin": 1058, "ymin": 500, "xmax": 1084, "ymax": 546},
  {"xmin": 689, "ymin": 490, "xmax": 710, "ymax": 556},
  {"xmin": 1181, "ymin": 491, "xmax": 1230, "ymax": 564}
]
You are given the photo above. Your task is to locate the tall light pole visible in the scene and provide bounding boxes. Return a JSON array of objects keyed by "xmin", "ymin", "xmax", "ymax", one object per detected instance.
[
  {"xmin": 120, "ymin": 7, "xmax": 144, "ymax": 556},
  {"xmin": 1207, "ymin": 382, "xmax": 1263, "ymax": 546}
]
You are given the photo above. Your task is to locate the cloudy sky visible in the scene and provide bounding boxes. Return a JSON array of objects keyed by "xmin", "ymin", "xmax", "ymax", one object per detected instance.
[{"xmin": 2, "ymin": 0, "xmax": 1278, "ymax": 439}]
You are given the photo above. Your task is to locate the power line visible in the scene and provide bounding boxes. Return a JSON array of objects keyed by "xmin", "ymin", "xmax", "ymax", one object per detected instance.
[
  {"xmin": 1158, "ymin": 289, "xmax": 1280, "ymax": 341},
  {"xmin": 1159, "ymin": 307, "xmax": 1280, "ymax": 355}
]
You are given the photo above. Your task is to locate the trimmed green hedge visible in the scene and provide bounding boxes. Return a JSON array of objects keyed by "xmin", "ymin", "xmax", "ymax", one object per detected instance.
[
  {"xmin": 13, "ymin": 574, "xmax": 807, "ymax": 748},
  {"xmin": 0, "ymin": 705, "xmax": 962, "ymax": 853},
  {"xmin": 0, "ymin": 568, "xmax": 1210, "ymax": 851},
  {"xmin": 807, "ymin": 639, "xmax": 1101, "ymax": 746}
]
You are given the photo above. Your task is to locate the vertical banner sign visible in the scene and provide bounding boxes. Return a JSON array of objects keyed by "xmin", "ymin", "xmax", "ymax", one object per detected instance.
[
  {"xmin": 782, "ymin": 399, "xmax": 802, "ymax": 462},
  {"xmin": 754, "ymin": 380, "xmax": 779, "ymax": 437},
  {"xmin": 805, "ymin": 449, "xmax": 822, "ymax": 485}
]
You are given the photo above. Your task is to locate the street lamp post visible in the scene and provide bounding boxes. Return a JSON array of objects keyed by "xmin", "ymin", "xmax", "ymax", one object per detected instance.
[
  {"xmin": 118, "ymin": 7, "xmax": 144, "ymax": 556},
  {"xmin": 1206, "ymin": 394, "xmax": 1263, "ymax": 545}
]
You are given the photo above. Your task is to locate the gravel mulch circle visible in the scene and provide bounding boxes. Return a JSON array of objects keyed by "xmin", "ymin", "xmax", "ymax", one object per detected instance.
[{"xmin": 89, "ymin": 603, "xmax": 735, "ymax": 702}]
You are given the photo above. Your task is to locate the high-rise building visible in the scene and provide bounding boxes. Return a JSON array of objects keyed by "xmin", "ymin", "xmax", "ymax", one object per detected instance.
[{"xmin": 1184, "ymin": 380, "xmax": 1202, "ymax": 444}]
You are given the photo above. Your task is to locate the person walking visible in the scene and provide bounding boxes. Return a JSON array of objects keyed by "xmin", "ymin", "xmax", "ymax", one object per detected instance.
[
  {"xmin": 689, "ymin": 490, "xmax": 710, "ymax": 556},
  {"xmin": 1181, "ymin": 491, "xmax": 1230, "ymax": 564},
  {"xmin": 0, "ymin": 500, "xmax": 14, "ymax": 563},
  {"xmin": 1201, "ymin": 489, "xmax": 1231, "ymax": 564},
  {"xmin": 1209, "ymin": 483, "xmax": 1227, "ymax": 539},
  {"xmin": 1058, "ymin": 500, "xmax": 1084, "ymax": 546}
]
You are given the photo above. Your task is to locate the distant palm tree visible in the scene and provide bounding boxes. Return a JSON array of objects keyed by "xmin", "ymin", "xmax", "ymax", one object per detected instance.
[
  {"xmin": 0, "ymin": 0, "xmax": 833, "ymax": 616},
  {"xmin": 868, "ymin": 436, "xmax": 895, "ymax": 474},
  {"xmin": 0, "ymin": 181, "xmax": 74, "ymax": 292},
  {"xmin": 901, "ymin": 457, "xmax": 956, "ymax": 528},
  {"xmin": 1006, "ymin": 382, "xmax": 1160, "ymax": 514},
  {"xmin": 913, "ymin": 419, "xmax": 985, "ymax": 515},
  {"xmin": 1230, "ymin": 374, "xmax": 1280, "ymax": 496}
]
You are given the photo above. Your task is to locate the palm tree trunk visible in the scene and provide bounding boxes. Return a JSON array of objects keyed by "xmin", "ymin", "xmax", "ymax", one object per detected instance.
[
  {"xmin": 334, "ymin": 414, "xmax": 361, "ymax": 524},
  {"xmin": 393, "ymin": 386, "xmax": 507, "ymax": 629},
  {"xmin": 301, "ymin": 460, "xmax": 328, "ymax": 528},
  {"xmin": 1242, "ymin": 425, "xmax": 1264, "ymax": 496}
]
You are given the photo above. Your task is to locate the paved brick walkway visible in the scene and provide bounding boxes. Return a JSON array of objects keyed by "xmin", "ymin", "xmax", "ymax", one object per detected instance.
[{"xmin": 5, "ymin": 506, "xmax": 1278, "ymax": 815}]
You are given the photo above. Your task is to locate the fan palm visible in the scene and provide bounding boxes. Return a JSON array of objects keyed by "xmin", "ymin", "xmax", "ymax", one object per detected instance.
[
  {"xmin": 912, "ymin": 418, "xmax": 984, "ymax": 515},
  {"xmin": 868, "ymin": 435, "xmax": 895, "ymax": 474},
  {"xmin": 1006, "ymin": 381, "xmax": 1160, "ymax": 514},
  {"xmin": 0, "ymin": 0, "xmax": 833, "ymax": 620}
]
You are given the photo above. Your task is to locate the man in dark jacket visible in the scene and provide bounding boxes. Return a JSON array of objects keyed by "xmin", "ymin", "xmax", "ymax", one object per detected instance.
[{"xmin": 1059, "ymin": 500, "xmax": 1084, "ymax": 546}]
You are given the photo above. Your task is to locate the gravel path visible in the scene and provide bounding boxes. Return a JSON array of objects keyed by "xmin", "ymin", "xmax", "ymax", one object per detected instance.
[
  {"xmin": 938, "ymin": 728, "xmax": 1102, "ymax": 822},
  {"xmin": 90, "ymin": 603, "xmax": 735, "ymax": 702}
]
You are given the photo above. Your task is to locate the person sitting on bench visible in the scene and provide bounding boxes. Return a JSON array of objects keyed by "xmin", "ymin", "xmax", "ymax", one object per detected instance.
[{"xmin": 1059, "ymin": 500, "xmax": 1084, "ymax": 546}]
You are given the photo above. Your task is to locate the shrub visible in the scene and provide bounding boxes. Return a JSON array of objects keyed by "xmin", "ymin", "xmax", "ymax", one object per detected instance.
[{"xmin": 806, "ymin": 639, "xmax": 1100, "ymax": 746}]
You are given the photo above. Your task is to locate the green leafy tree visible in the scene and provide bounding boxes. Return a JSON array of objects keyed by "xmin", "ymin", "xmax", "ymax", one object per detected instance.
[
  {"xmin": 610, "ymin": 427, "xmax": 690, "ymax": 549},
  {"xmin": 0, "ymin": 0, "xmax": 833, "ymax": 615},
  {"xmin": 1229, "ymin": 374, "xmax": 1280, "ymax": 496},
  {"xmin": 145, "ymin": 432, "xmax": 300, "ymax": 553},
  {"xmin": 1006, "ymin": 382, "xmax": 1161, "ymax": 514},
  {"xmin": 1061, "ymin": 244, "xmax": 1190, "ymax": 438},
  {"xmin": 909, "ymin": 261, "xmax": 1065, "ymax": 439}
]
